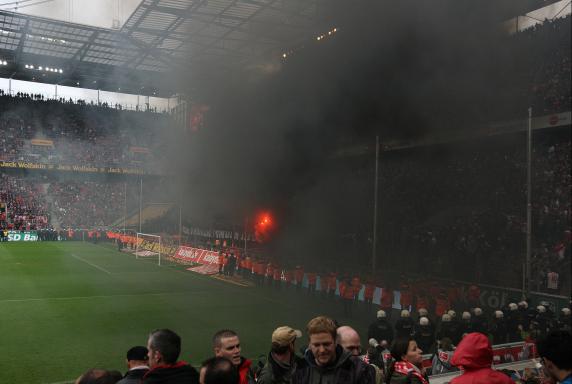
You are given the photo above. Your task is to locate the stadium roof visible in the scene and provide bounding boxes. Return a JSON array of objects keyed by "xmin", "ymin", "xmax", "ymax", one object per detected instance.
[
  {"xmin": 0, "ymin": 0, "xmax": 563, "ymax": 97},
  {"xmin": 0, "ymin": 0, "xmax": 328, "ymax": 97}
]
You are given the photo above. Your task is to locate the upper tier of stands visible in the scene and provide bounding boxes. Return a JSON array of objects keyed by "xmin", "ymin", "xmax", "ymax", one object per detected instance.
[{"xmin": 0, "ymin": 93, "xmax": 170, "ymax": 173}]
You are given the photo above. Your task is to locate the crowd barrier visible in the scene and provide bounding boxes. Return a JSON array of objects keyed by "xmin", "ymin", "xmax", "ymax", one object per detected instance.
[
  {"xmin": 420, "ymin": 341, "xmax": 536, "ymax": 371},
  {"xmin": 429, "ymin": 358, "xmax": 542, "ymax": 384}
]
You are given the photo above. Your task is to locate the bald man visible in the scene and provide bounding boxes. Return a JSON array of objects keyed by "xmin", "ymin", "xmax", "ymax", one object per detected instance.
[
  {"xmin": 336, "ymin": 326, "xmax": 362, "ymax": 356},
  {"xmin": 336, "ymin": 326, "xmax": 383, "ymax": 384}
]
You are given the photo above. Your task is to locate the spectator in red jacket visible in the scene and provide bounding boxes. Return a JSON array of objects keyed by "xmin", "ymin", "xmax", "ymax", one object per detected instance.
[
  {"xmin": 381, "ymin": 287, "xmax": 394, "ymax": 317},
  {"xmin": 450, "ymin": 332, "xmax": 513, "ymax": 384},
  {"xmin": 364, "ymin": 280, "xmax": 376, "ymax": 311}
]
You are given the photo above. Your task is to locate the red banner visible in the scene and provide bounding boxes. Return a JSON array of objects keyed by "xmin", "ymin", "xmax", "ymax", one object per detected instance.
[
  {"xmin": 174, "ymin": 246, "xmax": 219, "ymax": 265},
  {"xmin": 422, "ymin": 342, "xmax": 536, "ymax": 370}
]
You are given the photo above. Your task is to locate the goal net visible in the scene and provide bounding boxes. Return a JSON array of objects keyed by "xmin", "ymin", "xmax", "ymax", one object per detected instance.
[{"xmin": 135, "ymin": 233, "xmax": 163, "ymax": 266}]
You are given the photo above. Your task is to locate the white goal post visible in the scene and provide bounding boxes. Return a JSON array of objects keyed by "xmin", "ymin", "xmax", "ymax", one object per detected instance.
[{"xmin": 135, "ymin": 232, "xmax": 162, "ymax": 266}]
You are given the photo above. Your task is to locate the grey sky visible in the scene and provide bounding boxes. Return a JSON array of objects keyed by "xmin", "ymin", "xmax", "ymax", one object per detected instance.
[{"xmin": 1, "ymin": 0, "xmax": 142, "ymax": 29}]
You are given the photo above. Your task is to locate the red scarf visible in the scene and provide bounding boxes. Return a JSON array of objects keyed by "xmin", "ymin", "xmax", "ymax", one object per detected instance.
[{"xmin": 394, "ymin": 361, "xmax": 429, "ymax": 384}]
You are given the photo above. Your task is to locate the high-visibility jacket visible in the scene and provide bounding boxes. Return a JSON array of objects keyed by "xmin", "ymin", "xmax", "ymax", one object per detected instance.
[
  {"xmin": 320, "ymin": 273, "xmax": 328, "ymax": 291},
  {"xmin": 351, "ymin": 276, "xmax": 361, "ymax": 290},
  {"xmin": 341, "ymin": 282, "xmax": 354, "ymax": 299},
  {"xmin": 381, "ymin": 288, "xmax": 393, "ymax": 308},
  {"xmin": 416, "ymin": 296, "xmax": 429, "ymax": 311},
  {"xmin": 244, "ymin": 257, "xmax": 252, "ymax": 271},
  {"xmin": 307, "ymin": 273, "xmax": 317, "ymax": 286},
  {"xmin": 339, "ymin": 281, "xmax": 346, "ymax": 296},
  {"xmin": 328, "ymin": 273, "xmax": 338, "ymax": 292},
  {"xmin": 254, "ymin": 262, "xmax": 265, "ymax": 275},
  {"xmin": 400, "ymin": 288, "xmax": 412, "ymax": 308},
  {"xmin": 448, "ymin": 286, "xmax": 460, "ymax": 303},
  {"xmin": 435, "ymin": 297, "xmax": 449, "ymax": 317},
  {"xmin": 273, "ymin": 268, "xmax": 281, "ymax": 281},
  {"xmin": 294, "ymin": 268, "xmax": 304, "ymax": 284},
  {"xmin": 364, "ymin": 282, "xmax": 376, "ymax": 300}
]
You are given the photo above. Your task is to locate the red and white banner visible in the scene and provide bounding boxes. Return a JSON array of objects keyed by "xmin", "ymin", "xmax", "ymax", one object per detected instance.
[
  {"xmin": 174, "ymin": 246, "xmax": 219, "ymax": 265},
  {"xmin": 422, "ymin": 342, "xmax": 536, "ymax": 369},
  {"xmin": 187, "ymin": 264, "xmax": 219, "ymax": 275}
]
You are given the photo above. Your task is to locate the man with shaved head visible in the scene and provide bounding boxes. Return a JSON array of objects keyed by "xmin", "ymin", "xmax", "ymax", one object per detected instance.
[
  {"xmin": 336, "ymin": 326, "xmax": 362, "ymax": 356},
  {"xmin": 75, "ymin": 369, "xmax": 122, "ymax": 384},
  {"xmin": 337, "ymin": 326, "xmax": 384, "ymax": 384},
  {"xmin": 212, "ymin": 329, "xmax": 255, "ymax": 384}
]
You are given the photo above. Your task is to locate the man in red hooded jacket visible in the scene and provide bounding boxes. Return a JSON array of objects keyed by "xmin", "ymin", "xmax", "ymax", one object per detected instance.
[{"xmin": 450, "ymin": 332, "xmax": 513, "ymax": 384}]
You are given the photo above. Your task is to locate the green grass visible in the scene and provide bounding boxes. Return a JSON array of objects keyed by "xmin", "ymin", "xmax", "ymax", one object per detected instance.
[{"xmin": 0, "ymin": 242, "xmax": 372, "ymax": 384}]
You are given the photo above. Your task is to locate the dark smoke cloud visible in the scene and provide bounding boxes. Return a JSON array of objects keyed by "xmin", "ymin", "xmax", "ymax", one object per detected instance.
[{"xmin": 167, "ymin": 0, "xmax": 523, "ymax": 260}]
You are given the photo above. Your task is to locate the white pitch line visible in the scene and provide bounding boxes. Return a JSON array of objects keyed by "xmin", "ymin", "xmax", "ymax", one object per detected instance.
[
  {"xmin": 43, "ymin": 381, "xmax": 74, "ymax": 384},
  {"xmin": 0, "ymin": 291, "xmax": 206, "ymax": 304},
  {"xmin": 70, "ymin": 253, "xmax": 112, "ymax": 275}
]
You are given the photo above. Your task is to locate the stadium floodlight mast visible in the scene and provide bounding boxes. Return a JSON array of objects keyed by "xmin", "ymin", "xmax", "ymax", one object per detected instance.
[
  {"xmin": 135, "ymin": 232, "xmax": 162, "ymax": 266},
  {"xmin": 372, "ymin": 135, "xmax": 380, "ymax": 275},
  {"xmin": 525, "ymin": 107, "xmax": 532, "ymax": 298}
]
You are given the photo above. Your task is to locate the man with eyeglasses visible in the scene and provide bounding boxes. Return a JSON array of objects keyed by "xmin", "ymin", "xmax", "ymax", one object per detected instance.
[{"xmin": 537, "ymin": 330, "xmax": 572, "ymax": 384}]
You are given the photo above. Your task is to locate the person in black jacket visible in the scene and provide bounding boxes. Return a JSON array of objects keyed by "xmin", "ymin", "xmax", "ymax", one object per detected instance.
[
  {"xmin": 394, "ymin": 310, "xmax": 415, "ymax": 339},
  {"xmin": 257, "ymin": 326, "xmax": 305, "ymax": 384},
  {"xmin": 414, "ymin": 316, "xmax": 436, "ymax": 355},
  {"xmin": 505, "ymin": 303, "xmax": 522, "ymax": 342},
  {"xmin": 368, "ymin": 310, "xmax": 394, "ymax": 346},
  {"xmin": 143, "ymin": 329, "xmax": 199, "ymax": 384},
  {"xmin": 459, "ymin": 311, "xmax": 473, "ymax": 337},
  {"xmin": 489, "ymin": 310, "xmax": 508, "ymax": 345},
  {"xmin": 292, "ymin": 316, "xmax": 375, "ymax": 384},
  {"xmin": 470, "ymin": 308, "xmax": 488, "ymax": 335},
  {"xmin": 117, "ymin": 346, "xmax": 149, "ymax": 384}
]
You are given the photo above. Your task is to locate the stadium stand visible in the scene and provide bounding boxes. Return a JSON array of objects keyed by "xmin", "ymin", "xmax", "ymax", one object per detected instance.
[
  {"xmin": 1, "ymin": 8, "xmax": 570, "ymax": 383},
  {"xmin": 0, "ymin": 172, "xmax": 50, "ymax": 230},
  {"xmin": 0, "ymin": 91, "xmax": 169, "ymax": 171}
]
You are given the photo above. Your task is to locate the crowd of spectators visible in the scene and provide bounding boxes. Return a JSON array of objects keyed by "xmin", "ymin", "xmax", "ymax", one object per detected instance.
[
  {"xmin": 366, "ymin": 127, "xmax": 571, "ymax": 295},
  {"xmin": 0, "ymin": 91, "xmax": 169, "ymax": 172},
  {"xmin": 0, "ymin": 172, "xmax": 139, "ymax": 230},
  {"xmin": 71, "ymin": 318, "xmax": 572, "ymax": 384},
  {"xmin": 48, "ymin": 180, "xmax": 127, "ymax": 229},
  {"xmin": 0, "ymin": 172, "xmax": 50, "ymax": 230},
  {"xmin": 516, "ymin": 15, "xmax": 571, "ymax": 116}
]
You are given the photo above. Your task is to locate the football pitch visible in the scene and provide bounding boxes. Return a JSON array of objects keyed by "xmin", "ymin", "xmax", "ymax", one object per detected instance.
[{"xmin": 0, "ymin": 242, "xmax": 370, "ymax": 384}]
